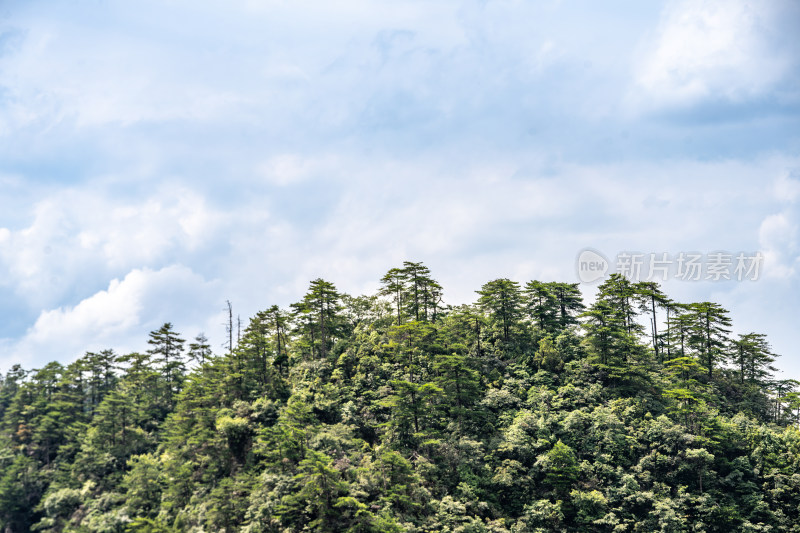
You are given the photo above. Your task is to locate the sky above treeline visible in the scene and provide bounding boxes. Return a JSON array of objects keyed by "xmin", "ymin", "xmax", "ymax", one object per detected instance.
[{"xmin": 1, "ymin": 0, "xmax": 799, "ymax": 379}]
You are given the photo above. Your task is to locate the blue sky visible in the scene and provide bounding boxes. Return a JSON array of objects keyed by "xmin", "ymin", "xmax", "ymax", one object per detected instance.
[{"xmin": 1, "ymin": 0, "xmax": 799, "ymax": 379}]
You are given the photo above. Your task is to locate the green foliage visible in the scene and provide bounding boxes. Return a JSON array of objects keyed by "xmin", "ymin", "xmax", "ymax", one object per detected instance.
[
  {"xmin": 687, "ymin": 302, "xmax": 732, "ymax": 380},
  {"xmin": 380, "ymin": 262, "xmax": 443, "ymax": 326},
  {"xmin": 477, "ymin": 278, "xmax": 523, "ymax": 356},
  {"xmin": 539, "ymin": 440, "xmax": 579, "ymax": 495},
  {"xmin": 1, "ymin": 264, "xmax": 798, "ymax": 532}
]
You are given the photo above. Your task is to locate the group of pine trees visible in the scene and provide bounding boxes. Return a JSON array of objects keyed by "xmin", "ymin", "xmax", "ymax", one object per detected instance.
[{"xmin": 1, "ymin": 262, "xmax": 799, "ymax": 532}]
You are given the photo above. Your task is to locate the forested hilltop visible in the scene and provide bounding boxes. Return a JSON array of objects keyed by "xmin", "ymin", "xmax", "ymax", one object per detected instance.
[{"xmin": 2, "ymin": 262, "xmax": 799, "ymax": 532}]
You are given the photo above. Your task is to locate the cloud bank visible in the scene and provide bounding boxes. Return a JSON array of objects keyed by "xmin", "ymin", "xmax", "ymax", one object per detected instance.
[{"xmin": 1, "ymin": 0, "xmax": 798, "ymax": 377}]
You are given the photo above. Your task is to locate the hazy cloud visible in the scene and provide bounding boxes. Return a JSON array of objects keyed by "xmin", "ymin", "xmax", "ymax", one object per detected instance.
[
  {"xmin": 633, "ymin": 0, "xmax": 800, "ymax": 114},
  {"xmin": 0, "ymin": 0, "xmax": 798, "ymax": 378},
  {"xmin": 6, "ymin": 265, "xmax": 220, "ymax": 369}
]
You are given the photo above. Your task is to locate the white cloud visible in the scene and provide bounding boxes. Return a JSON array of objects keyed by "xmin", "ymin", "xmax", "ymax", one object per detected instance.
[
  {"xmin": 0, "ymin": 1, "xmax": 470, "ymax": 133},
  {"xmin": 0, "ymin": 0, "xmax": 799, "ymax": 384},
  {"xmin": 6, "ymin": 265, "xmax": 220, "ymax": 369},
  {"xmin": 0, "ymin": 184, "xmax": 230, "ymax": 309},
  {"xmin": 241, "ymin": 152, "xmax": 794, "ymax": 305},
  {"xmin": 759, "ymin": 213, "xmax": 799, "ymax": 281},
  {"xmin": 256, "ymin": 154, "xmax": 343, "ymax": 186},
  {"xmin": 755, "ymin": 170, "xmax": 800, "ymax": 280},
  {"xmin": 774, "ymin": 171, "xmax": 800, "ymax": 203},
  {"xmin": 1, "ymin": 152, "xmax": 799, "ymax": 378},
  {"xmin": 633, "ymin": 0, "xmax": 799, "ymax": 109}
]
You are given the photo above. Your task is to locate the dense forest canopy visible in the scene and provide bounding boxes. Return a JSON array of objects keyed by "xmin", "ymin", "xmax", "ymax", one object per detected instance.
[{"xmin": 1, "ymin": 262, "xmax": 799, "ymax": 532}]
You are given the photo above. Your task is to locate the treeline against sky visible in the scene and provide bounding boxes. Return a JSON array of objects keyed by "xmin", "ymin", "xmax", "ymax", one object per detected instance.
[{"xmin": 1, "ymin": 262, "xmax": 799, "ymax": 532}]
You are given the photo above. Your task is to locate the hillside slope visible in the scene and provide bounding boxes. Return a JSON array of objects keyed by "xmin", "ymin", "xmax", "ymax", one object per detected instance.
[{"xmin": 1, "ymin": 264, "xmax": 799, "ymax": 532}]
